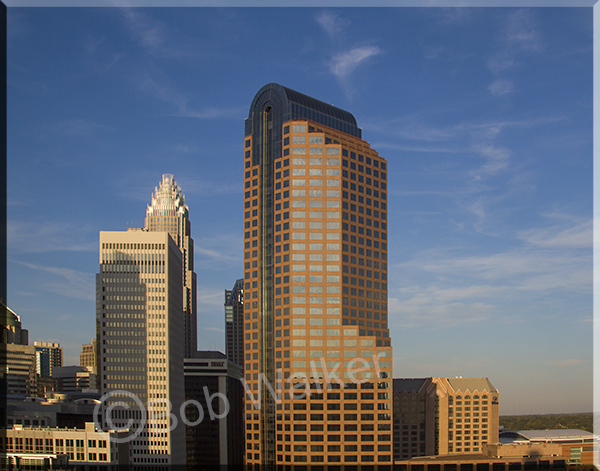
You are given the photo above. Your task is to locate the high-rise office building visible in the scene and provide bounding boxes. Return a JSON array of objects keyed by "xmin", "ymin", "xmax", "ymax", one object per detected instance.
[
  {"xmin": 392, "ymin": 377, "xmax": 500, "ymax": 460},
  {"xmin": 243, "ymin": 83, "xmax": 393, "ymax": 466},
  {"xmin": 224, "ymin": 279, "xmax": 244, "ymax": 368},
  {"xmin": 96, "ymin": 229, "xmax": 185, "ymax": 466},
  {"xmin": 34, "ymin": 341, "xmax": 62, "ymax": 378},
  {"xmin": 145, "ymin": 174, "xmax": 197, "ymax": 358}
]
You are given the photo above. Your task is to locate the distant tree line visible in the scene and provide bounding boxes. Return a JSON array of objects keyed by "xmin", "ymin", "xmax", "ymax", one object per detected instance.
[{"xmin": 500, "ymin": 413, "xmax": 593, "ymax": 433}]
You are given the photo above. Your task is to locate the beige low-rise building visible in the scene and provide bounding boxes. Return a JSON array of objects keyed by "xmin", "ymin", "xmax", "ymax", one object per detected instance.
[
  {"xmin": 0, "ymin": 421, "xmax": 130, "ymax": 469},
  {"xmin": 394, "ymin": 377, "xmax": 500, "ymax": 460},
  {"xmin": 395, "ymin": 441, "xmax": 569, "ymax": 470}
]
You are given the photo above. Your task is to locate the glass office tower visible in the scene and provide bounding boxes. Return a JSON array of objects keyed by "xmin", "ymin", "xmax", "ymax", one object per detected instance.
[{"xmin": 243, "ymin": 83, "xmax": 393, "ymax": 467}]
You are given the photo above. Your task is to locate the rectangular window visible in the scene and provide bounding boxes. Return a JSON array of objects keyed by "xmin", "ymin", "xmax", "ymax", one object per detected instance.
[
  {"xmin": 293, "ymin": 124, "xmax": 306, "ymax": 133},
  {"xmin": 293, "ymin": 136, "xmax": 306, "ymax": 144}
]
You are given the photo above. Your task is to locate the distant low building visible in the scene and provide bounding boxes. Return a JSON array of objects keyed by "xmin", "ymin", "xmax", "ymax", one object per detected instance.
[
  {"xmin": 6, "ymin": 392, "xmax": 100, "ymax": 429},
  {"xmin": 395, "ymin": 441, "xmax": 568, "ymax": 470},
  {"xmin": 500, "ymin": 429, "xmax": 598, "ymax": 466},
  {"xmin": 52, "ymin": 365, "xmax": 97, "ymax": 392}
]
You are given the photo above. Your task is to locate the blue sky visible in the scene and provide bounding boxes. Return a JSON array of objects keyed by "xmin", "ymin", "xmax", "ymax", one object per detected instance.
[{"xmin": 7, "ymin": 7, "xmax": 592, "ymax": 415}]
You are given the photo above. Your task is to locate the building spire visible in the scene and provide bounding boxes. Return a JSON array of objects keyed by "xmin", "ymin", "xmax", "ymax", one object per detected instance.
[{"xmin": 146, "ymin": 174, "xmax": 187, "ymax": 220}]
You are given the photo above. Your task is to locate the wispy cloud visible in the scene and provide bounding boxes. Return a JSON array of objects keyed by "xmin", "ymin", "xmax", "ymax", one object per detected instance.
[
  {"xmin": 196, "ymin": 288, "xmax": 226, "ymax": 310},
  {"xmin": 470, "ymin": 143, "xmax": 511, "ymax": 179},
  {"xmin": 488, "ymin": 79, "xmax": 514, "ymax": 96},
  {"xmin": 315, "ymin": 11, "xmax": 382, "ymax": 100},
  {"xmin": 8, "ymin": 221, "xmax": 97, "ymax": 253},
  {"xmin": 487, "ymin": 9, "xmax": 543, "ymax": 95},
  {"xmin": 133, "ymin": 70, "xmax": 243, "ymax": 119},
  {"xmin": 315, "ymin": 11, "xmax": 350, "ymax": 39},
  {"xmin": 505, "ymin": 9, "xmax": 542, "ymax": 53},
  {"xmin": 329, "ymin": 46, "xmax": 382, "ymax": 81},
  {"xmin": 518, "ymin": 219, "xmax": 592, "ymax": 249},
  {"xmin": 119, "ymin": 8, "xmax": 168, "ymax": 57},
  {"xmin": 15, "ymin": 262, "xmax": 95, "ymax": 301},
  {"xmin": 389, "ymin": 296, "xmax": 493, "ymax": 328},
  {"xmin": 195, "ymin": 234, "xmax": 242, "ymax": 264},
  {"xmin": 42, "ymin": 118, "xmax": 114, "ymax": 138}
]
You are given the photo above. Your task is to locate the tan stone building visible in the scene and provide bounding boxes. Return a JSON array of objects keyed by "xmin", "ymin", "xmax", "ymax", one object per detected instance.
[
  {"xmin": 1, "ymin": 421, "xmax": 130, "ymax": 469},
  {"xmin": 79, "ymin": 338, "xmax": 97, "ymax": 374},
  {"xmin": 145, "ymin": 174, "xmax": 197, "ymax": 358},
  {"xmin": 243, "ymin": 83, "xmax": 392, "ymax": 467},
  {"xmin": 393, "ymin": 377, "xmax": 500, "ymax": 460},
  {"xmin": 97, "ymin": 229, "xmax": 185, "ymax": 466}
]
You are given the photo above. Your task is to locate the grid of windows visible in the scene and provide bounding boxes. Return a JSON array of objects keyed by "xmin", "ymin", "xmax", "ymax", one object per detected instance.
[{"xmin": 244, "ymin": 118, "xmax": 392, "ymax": 465}]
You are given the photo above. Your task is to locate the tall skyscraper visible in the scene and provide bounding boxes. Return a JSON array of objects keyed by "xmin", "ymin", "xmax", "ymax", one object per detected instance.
[
  {"xmin": 224, "ymin": 278, "xmax": 244, "ymax": 368},
  {"xmin": 96, "ymin": 229, "xmax": 185, "ymax": 466},
  {"xmin": 145, "ymin": 174, "xmax": 197, "ymax": 358},
  {"xmin": 34, "ymin": 341, "xmax": 62, "ymax": 378},
  {"xmin": 243, "ymin": 83, "xmax": 392, "ymax": 466}
]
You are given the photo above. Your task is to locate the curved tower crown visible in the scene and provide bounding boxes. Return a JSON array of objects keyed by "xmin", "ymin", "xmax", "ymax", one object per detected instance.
[{"xmin": 146, "ymin": 174, "xmax": 188, "ymax": 219}]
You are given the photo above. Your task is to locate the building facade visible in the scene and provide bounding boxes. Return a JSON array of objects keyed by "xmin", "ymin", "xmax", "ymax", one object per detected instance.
[
  {"xmin": 224, "ymin": 279, "xmax": 244, "ymax": 368},
  {"xmin": 1, "ymin": 343, "xmax": 37, "ymax": 397},
  {"xmin": 183, "ymin": 351, "xmax": 244, "ymax": 466},
  {"xmin": 393, "ymin": 377, "xmax": 500, "ymax": 461},
  {"xmin": 243, "ymin": 83, "xmax": 393, "ymax": 466},
  {"xmin": 145, "ymin": 174, "xmax": 197, "ymax": 358},
  {"xmin": 0, "ymin": 301, "xmax": 28, "ymax": 346},
  {"xmin": 34, "ymin": 341, "xmax": 63, "ymax": 378},
  {"xmin": 52, "ymin": 366, "xmax": 97, "ymax": 392},
  {"xmin": 1, "ymin": 421, "xmax": 131, "ymax": 469},
  {"xmin": 80, "ymin": 339, "xmax": 97, "ymax": 374},
  {"xmin": 96, "ymin": 229, "xmax": 185, "ymax": 466}
]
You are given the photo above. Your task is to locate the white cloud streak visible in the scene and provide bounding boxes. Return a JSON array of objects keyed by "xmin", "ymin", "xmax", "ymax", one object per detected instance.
[
  {"xmin": 315, "ymin": 11, "xmax": 350, "ymax": 39},
  {"xmin": 329, "ymin": 46, "xmax": 382, "ymax": 80},
  {"xmin": 488, "ymin": 79, "xmax": 514, "ymax": 96},
  {"xmin": 8, "ymin": 221, "xmax": 97, "ymax": 253},
  {"xmin": 15, "ymin": 262, "xmax": 96, "ymax": 301}
]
